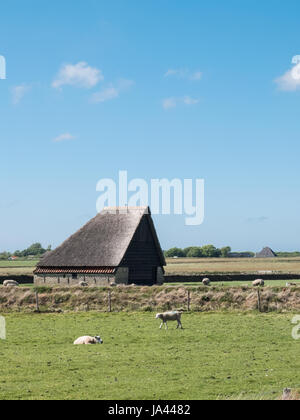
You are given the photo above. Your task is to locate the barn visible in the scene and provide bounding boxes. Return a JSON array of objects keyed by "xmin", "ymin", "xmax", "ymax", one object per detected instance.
[
  {"xmin": 34, "ymin": 207, "xmax": 166, "ymax": 286},
  {"xmin": 256, "ymin": 247, "xmax": 277, "ymax": 258}
]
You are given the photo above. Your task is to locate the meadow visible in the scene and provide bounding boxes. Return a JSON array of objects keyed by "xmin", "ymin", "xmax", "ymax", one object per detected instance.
[
  {"xmin": 165, "ymin": 257, "xmax": 300, "ymax": 275},
  {"xmin": 1, "ymin": 257, "xmax": 300, "ymax": 279},
  {"xmin": 0, "ymin": 312, "xmax": 299, "ymax": 400},
  {"xmin": 0, "ymin": 260, "xmax": 38, "ymax": 277}
]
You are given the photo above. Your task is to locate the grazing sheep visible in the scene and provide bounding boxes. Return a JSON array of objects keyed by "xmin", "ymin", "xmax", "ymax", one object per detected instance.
[
  {"xmin": 3, "ymin": 280, "xmax": 19, "ymax": 287},
  {"xmin": 110, "ymin": 282, "xmax": 117, "ymax": 287},
  {"xmin": 282, "ymin": 388, "xmax": 292, "ymax": 400},
  {"xmin": 73, "ymin": 336, "xmax": 103, "ymax": 345},
  {"xmin": 252, "ymin": 279, "xmax": 264, "ymax": 287},
  {"xmin": 78, "ymin": 281, "xmax": 89, "ymax": 287},
  {"xmin": 286, "ymin": 282, "xmax": 297, "ymax": 287},
  {"xmin": 202, "ymin": 278, "xmax": 210, "ymax": 286},
  {"xmin": 156, "ymin": 311, "xmax": 183, "ymax": 330}
]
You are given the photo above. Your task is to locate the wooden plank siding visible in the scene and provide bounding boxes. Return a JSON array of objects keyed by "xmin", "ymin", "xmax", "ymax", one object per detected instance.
[{"xmin": 121, "ymin": 215, "xmax": 162, "ymax": 285}]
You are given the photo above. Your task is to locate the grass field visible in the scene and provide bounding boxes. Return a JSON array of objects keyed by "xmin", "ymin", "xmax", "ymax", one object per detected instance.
[
  {"xmin": 0, "ymin": 312, "xmax": 299, "ymax": 400},
  {"xmin": 1, "ymin": 257, "xmax": 300, "ymax": 278},
  {"xmin": 0, "ymin": 260, "xmax": 38, "ymax": 268},
  {"xmin": 168, "ymin": 280, "xmax": 300, "ymax": 287},
  {"xmin": 165, "ymin": 257, "xmax": 300, "ymax": 275},
  {"xmin": 0, "ymin": 260, "xmax": 38, "ymax": 277},
  {"xmin": 2, "ymin": 280, "xmax": 300, "ymax": 289}
]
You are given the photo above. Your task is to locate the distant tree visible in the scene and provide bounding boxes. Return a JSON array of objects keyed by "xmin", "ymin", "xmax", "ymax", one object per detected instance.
[
  {"xmin": 276, "ymin": 251, "xmax": 300, "ymax": 258},
  {"xmin": 183, "ymin": 247, "xmax": 194, "ymax": 257},
  {"xmin": 185, "ymin": 247, "xmax": 203, "ymax": 258},
  {"xmin": 23, "ymin": 243, "xmax": 46, "ymax": 256},
  {"xmin": 164, "ymin": 247, "xmax": 185, "ymax": 258},
  {"xmin": 220, "ymin": 246, "xmax": 231, "ymax": 258},
  {"xmin": 201, "ymin": 245, "xmax": 220, "ymax": 258},
  {"xmin": 0, "ymin": 251, "xmax": 11, "ymax": 260}
]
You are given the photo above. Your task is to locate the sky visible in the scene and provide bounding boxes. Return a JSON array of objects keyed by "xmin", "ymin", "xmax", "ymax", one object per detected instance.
[{"xmin": 1, "ymin": 0, "xmax": 300, "ymax": 253}]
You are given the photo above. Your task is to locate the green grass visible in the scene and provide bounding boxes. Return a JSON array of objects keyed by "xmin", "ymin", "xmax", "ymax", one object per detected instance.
[
  {"xmin": 168, "ymin": 280, "xmax": 300, "ymax": 288},
  {"xmin": 0, "ymin": 312, "xmax": 299, "ymax": 400},
  {"xmin": 0, "ymin": 260, "xmax": 38, "ymax": 268},
  {"xmin": 0, "ymin": 260, "xmax": 37, "ymax": 277},
  {"xmin": 165, "ymin": 257, "xmax": 300, "ymax": 275}
]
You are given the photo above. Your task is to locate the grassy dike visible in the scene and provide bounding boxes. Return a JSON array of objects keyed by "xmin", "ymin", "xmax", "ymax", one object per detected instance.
[{"xmin": 1, "ymin": 285, "xmax": 300, "ymax": 313}]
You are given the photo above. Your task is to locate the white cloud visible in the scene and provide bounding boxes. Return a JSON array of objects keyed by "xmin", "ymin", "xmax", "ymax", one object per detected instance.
[
  {"xmin": 52, "ymin": 62, "xmax": 103, "ymax": 89},
  {"xmin": 190, "ymin": 71, "xmax": 202, "ymax": 81},
  {"xmin": 275, "ymin": 63, "xmax": 300, "ymax": 91},
  {"xmin": 91, "ymin": 87, "xmax": 119, "ymax": 103},
  {"xmin": 12, "ymin": 84, "xmax": 31, "ymax": 104},
  {"xmin": 164, "ymin": 68, "xmax": 202, "ymax": 81},
  {"xmin": 164, "ymin": 69, "xmax": 187, "ymax": 78},
  {"xmin": 162, "ymin": 97, "xmax": 177, "ymax": 110},
  {"xmin": 162, "ymin": 96, "xmax": 199, "ymax": 110},
  {"xmin": 53, "ymin": 133, "xmax": 76, "ymax": 143},
  {"xmin": 90, "ymin": 79, "xmax": 134, "ymax": 104},
  {"xmin": 183, "ymin": 96, "xmax": 199, "ymax": 105}
]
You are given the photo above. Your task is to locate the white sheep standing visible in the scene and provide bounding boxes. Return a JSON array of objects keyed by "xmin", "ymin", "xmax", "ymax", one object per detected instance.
[
  {"xmin": 252, "ymin": 279, "xmax": 264, "ymax": 287},
  {"xmin": 202, "ymin": 278, "xmax": 210, "ymax": 286},
  {"xmin": 73, "ymin": 336, "xmax": 103, "ymax": 345},
  {"xmin": 3, "ymin": 280, "xmax": 19, "ymax": 287},
  {"xmin": 156, "ymin": 311, "xmax": 183, "ymax": 330}
]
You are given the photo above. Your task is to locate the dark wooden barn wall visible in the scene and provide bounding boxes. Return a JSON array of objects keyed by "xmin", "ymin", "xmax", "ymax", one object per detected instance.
[{"xmin": 121, "ymin": 215, "xmax": 161, "ymax": 285}]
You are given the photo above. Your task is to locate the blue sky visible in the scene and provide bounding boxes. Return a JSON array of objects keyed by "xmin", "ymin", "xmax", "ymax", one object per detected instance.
[{"xmin": 1, "ymin": 0, "xmax": 300, "ymax": 253}]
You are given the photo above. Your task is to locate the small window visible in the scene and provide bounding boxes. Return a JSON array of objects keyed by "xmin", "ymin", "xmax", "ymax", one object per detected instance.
[{"xmin": 72, "ymin": 273, "xmax": 78, "ymax": 280}]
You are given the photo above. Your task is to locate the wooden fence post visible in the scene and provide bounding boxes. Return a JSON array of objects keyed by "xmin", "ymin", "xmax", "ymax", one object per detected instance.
[
  {"xmin": 35, "ymin": 291, "xmax": 40, "ymax": 313},
  {"xmin": 187, "ymin": 290, "xmax": 191, "ymax": 312},
  {"xmin": 257, "ymin": 289, "xmax": 262, "ymax": 312},
  {"xmin": 108, "ymin": 290, "xmax": 112, "ymax": 313}
]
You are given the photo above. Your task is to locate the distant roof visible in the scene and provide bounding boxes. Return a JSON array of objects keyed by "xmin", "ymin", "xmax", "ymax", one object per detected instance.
[
  {"xmin": 36, "ymin": 207, "xmax": 165, "ymax": 268},
  {"xmin": 256, "ymin": 247, "xmax": 277, "ymax": 258}
]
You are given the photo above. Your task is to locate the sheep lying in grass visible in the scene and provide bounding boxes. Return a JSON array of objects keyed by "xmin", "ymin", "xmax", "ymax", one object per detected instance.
[
  {"xmin": 202, "ymin": 278, "xmax": 210, "ymax": 286},
  {"xmin": 78, "ymin": 281, "xmax": 89, "ymax": 287},
  {"xmin": 3, "ymin": 280, "xmax": 19, "ymax": 287},
  {"xmin": 74, "ymin": 336, "xmax": 103, "ymax": 345},
  {"xmin": 156, "ymin": 311, "xmax": 183, "ymax": 330},
  {"xmin": 252, "ymin": 279, "xmax": 264, "ymax": 287}
]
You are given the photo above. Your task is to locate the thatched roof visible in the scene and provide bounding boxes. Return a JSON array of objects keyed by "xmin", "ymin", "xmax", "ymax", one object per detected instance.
[
  {"xmin": 256, "ymin": 247, "xmax": 277, "ymax": 258},
  {"xmin": 36, "ymin": 207, "xmax": 165, "ymax": 269}
]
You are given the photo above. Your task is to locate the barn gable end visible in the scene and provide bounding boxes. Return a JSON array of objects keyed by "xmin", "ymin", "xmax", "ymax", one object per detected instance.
[{"xmin": 121, "ymin": 215, "xmax": 165, "ymax": 285}]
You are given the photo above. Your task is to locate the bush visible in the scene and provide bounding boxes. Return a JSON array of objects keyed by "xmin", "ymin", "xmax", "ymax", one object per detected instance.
[
  {"xmin": 164, "ymin": 248, "xmax": 185, "ymax": 258},
  {"xmin": 185, "ymin": 247, "xmax": 203, "ymax": 258}
]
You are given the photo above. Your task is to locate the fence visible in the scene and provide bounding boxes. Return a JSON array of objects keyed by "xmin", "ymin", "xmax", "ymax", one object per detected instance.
[{"xmin": 0, "ymin": 286, "xmax": 290, "ymax": 313}]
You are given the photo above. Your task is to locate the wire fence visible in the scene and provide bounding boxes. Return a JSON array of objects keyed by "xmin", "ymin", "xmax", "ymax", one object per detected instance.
[{"xmin": 26, "ymin": 286, "xmax": 287, "ymax": 314}]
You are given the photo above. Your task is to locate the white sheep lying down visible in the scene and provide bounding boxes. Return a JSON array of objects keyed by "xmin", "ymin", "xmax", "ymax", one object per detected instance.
[
  {"xmin": 156, "ymin": 311, "xmax": 183, "ymax": 330},
  {"xmin": 3, "ymin": 280, "xmax": 19, "ymax": 287},
  {"xmin": 74, "ymin": 336, "xmax": 103, "ymax": 345}
]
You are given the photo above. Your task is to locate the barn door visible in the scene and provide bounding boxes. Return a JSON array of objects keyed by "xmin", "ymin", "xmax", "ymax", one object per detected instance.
[{"xmin": 128, "ymin": 267, "xmax": 157, "ymax": 286}]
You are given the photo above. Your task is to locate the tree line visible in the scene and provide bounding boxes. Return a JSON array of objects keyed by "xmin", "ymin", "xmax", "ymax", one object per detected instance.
[
  {"xmin": 164, "ymin": 245, "xmax": 233, "ymax": 258},
  {"xmin": 0, "ymin": 243, "xmax": 51, "ymax": 260}
]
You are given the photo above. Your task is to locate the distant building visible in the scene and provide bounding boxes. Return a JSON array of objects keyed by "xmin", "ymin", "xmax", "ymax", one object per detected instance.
[
  {"xmin": 8, "ymin": 256, "xmax": 18, "ymax": 261},
  {"xmin": 255, "ymin": 247, "xmax": 277, "ymax": 258},
  {"xmin": 34, "ymin": 207, "xmax": 166, "ymax": 286},
  {"xmin": 228, "ymin": 252, "xmax": 254, "ymax": 258}
]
